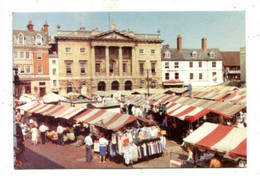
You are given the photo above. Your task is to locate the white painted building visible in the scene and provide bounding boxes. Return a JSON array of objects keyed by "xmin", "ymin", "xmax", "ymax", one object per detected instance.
[
  {"xmin": 49, "ymin": 52, "xmax": 59, "ymax": 93},
  {"xmin": 161, "ymin": 35, "xmax": 224, "ymax": 87}
]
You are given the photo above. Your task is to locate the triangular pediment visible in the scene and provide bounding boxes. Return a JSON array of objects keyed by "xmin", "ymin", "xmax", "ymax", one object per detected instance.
[{"xmin": 92, "ymin": 30, "xmax": 135, "ymax": 40}]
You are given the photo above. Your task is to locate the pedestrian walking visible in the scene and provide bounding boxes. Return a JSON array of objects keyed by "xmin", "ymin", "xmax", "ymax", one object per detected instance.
[
  {"xmin": 39, "ymin": 122, "xmax": 49, "ymax": 144},
  {"xmin": 30, "ymin": 125, "xmax": 38, "ymax": 146},
  {"xmin": 57, "ymin": 123, "xmax": 64, "ymax": 146},
  {"xmin": 98, "ymin": 133, "xmax": 108, "ymax": 163},
  {"xmin": 84, "ymin": 133, "xmax": 93, "ymax": 163}
]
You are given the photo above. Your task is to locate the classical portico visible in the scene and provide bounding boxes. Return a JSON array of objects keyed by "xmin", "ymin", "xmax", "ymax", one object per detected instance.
[{"xmin": 91, "ymin": 41, "xmax": 136, "ymax": 78}]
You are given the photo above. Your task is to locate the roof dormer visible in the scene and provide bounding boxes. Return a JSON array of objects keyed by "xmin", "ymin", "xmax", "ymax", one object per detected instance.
[
  {"xmin": 17, "ymin": 33, "xmax": 25, "ymax": 45},
  {"xmin": 208, "ymin": 51, "xmax": 215, "ymax": 58},
  {"xmin": 164, "ymin": 50, "xmax": 171, "ymax": 58},
  {"xmin": 35, "ymin": 33, "xmax": 43, "ymax": 45},
  {"xmin": 191, "ymin": 51, "xmax": 197, "ymax": 58}
]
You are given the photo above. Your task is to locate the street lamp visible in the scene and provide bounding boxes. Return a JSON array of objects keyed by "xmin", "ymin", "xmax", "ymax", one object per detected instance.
[
  {"xmin": 145, "ymin": 69, "xmax": 152, "ymax": 97},
  {"xmin": 13, "ymin": 67, "xmax": 25, "ymax": 99}
]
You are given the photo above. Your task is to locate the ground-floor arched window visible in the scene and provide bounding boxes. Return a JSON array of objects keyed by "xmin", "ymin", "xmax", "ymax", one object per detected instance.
[
  {"xmin": 98, "ymin": 81, "xmax": 106, "ymax": 91},
  {"xmin": 151, "ymin": 80, "xmax": 157, "ymax": 89},
  {"xmin": 111, "ymin": 81, "xmax": 119, "ymax": 90},
  {"xmin": 140, "ymin": 80, "xmax": 145, "ymax": 88},
  {"xmin": 125, "ymin": 80, "xmax": 132, "ymax": 90},
  {"xmin": 67, "ymin": 83, "xmax": 73, "ymax": 93}
]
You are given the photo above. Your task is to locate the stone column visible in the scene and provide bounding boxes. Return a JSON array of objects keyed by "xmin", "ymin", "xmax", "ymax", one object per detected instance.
[
  {"xmin": 91, "ymin": 46, "xmax": 95, "ymax": 77},
  {"xmin": 105, "ymin": 46, "xmax": 109, "ymax": 77},
  {"xmin": 131, "ymin": 47, "xmax": 135, "ymax": 76},
  {"xmin": 119, "ymin": 46, "xmax": 123, "ymax": 76}
]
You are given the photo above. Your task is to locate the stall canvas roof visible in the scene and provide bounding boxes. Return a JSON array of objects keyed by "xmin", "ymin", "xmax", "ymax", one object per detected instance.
[
  {"xmin": 74, "ymin": 108, "xmax": 155, "ymax": 131},
  {"xmin": 17, "ymin": 101, "xmax": 38, "ymax": 111},
  {"xmin": 183, "ymin": 122, "xmax": 246, "ymax": 158},
  {"xmin": 166, "ymin": 102, "xmax": 210, "ymax": 122},
  {"xmin": 24, "ymin": 103, "xmax": 85, "ymax": 120}
]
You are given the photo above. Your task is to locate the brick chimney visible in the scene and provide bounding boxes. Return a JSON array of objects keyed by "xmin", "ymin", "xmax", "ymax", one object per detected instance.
[
  {"xmin": 27, "ymin": 20, "xmax": 34, "ymax": 32},
  {"xmin": 177, "ymin": 34, "xmax": 182, "ymax": 53},
  {"xmin": 202, "ymin": 37, "xmax": 207, "ymax": 52},
  {"xmin": 43, "ymin": 21, "xmax": 49, "ymax": 34}
]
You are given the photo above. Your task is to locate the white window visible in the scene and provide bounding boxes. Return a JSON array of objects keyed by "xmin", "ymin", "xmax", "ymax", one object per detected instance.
[
  {"xmin": 66, "ymin": 63, "xmax": 72, "ymax": 74},
  {"xmin": 20, "ymin": 52, "xmax": 24, "ymax": 59},
  {"xmin": 165, "ymin": 73, "xmax": 169, "ymax": 80},
  {"xmin": 53, "ymin": 80, "xmax": 57, "ymax": 87},
  {"xmin": 212, "ymin": 61, "xmax": 216, "ymax": 68},
  {"xmin": 65, "ymin": 47, "xmax": 72, "ymax": 53},
  {"xmin": 151, "ymin": 49, "xmax": 155, "ymax": 54},
  {"xmin": 26, "ymin": 66, "xmax": 30, "ymax": 74},
  {"xmin": 80, "ymin": 63, "xmax": 86, "ymax": 74},
  {"xmin": 190, "ymin": 73, "xmax": 194, "ymax": 80},
  {"xmin": 80, "ymin": 48, "xmax": 86, "ymax": 53},
  {"xmin": 37, "ymin": 52, "xmax": 42, "ymax": 60},
  {"xmin": 174, "ymin": 62, "xmax": 179, "ymax": 68},
  {"xmin": 14, "ymin": 52, "xmax": 18, "ymax": 59},
  {"xmin": 26, "ymin": 52, "xmax": 30, "ymax": 59},
  {"xmin": 189, "ymin": 62, "xmax": 193, "ymax": 68},
  {"xmin": 20, "ymin": 66, "xmax": 25, "ymax": 74},
  {"xmin": 52, "ymin": 60, "xmax": 56, "ymax": 64},
  {"xmin": 165, "ymin": 62, "xmax": 169, "ymax": 69},
  {"xmin": 175, "ymin": 73, "xmax": 179, "ymax": 79},
  {"xmin": 199, "ymin": 73, "xmax": 203, "ymax": 80},
  {"xmin": 17, "ymin": 33, "xmax": 24, "ymax": 44},
  {"xmin": 199, "ymin": 61, "xmax": 202, "ymax": 67},
  {"xmin": 52, "ymin": 68, "xmax": 56, "ymax": 75},
  {"xmin": 164, "ymin": 51, "xmax": 171, "ymax": 58},
  {"xmin": 38, "ymin": 65, "xmax": 42, "ymax": 74},
  {"xmin": 151, "ymin": 81, "xmax": 157, "ymax": 89},
  {"xmin": 139, "ymin": 49, "xmax": 144, "ymax": 54},
  {"xmin": 35, "ymin": 34, "xmax": 42, "ymax": 45}
]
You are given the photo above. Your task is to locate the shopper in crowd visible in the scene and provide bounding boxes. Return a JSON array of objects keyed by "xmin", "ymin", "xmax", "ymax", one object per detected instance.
[
  {"xmin": 57, "ymin": 123, "xmax": 64, "ymax": 146},
  {"xmin": 15, "ymin": 109, "xmax": 22, "ymax": 122},
  {"xmin": 209, "ymin": 153, "xmax": 222, "ymax": 168},
  {"xmin": 98, "ymin": 133, "xmax": 108, "ymax": 163},
  {"xmin": 30, "ymin": 125, "xmax": 39, "ymax": 146},
  {"xmin": 84, "ymin": 133, "xmax": 93, "ymax": 163},
  {"xmin": 39, "ymin": 122, "xmax": 49, "ymax": 144}
]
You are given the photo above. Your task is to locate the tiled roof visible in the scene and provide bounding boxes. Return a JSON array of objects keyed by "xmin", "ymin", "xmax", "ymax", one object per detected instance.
[
  {"xmin": 161, "ymin": 48, "xmax": 223, "ymax": 61},
  {"xmin": 221, "ymin": 52, "xmax": 240, "ymax": 66},
  {"xmin": 13, "ymin": 30, "xmax": 49, "ymax": 46}
]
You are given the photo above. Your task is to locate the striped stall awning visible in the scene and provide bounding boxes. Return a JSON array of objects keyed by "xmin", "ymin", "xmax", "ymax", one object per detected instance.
[
  {"xmin": 17, "ymin": 101, "xmax": 38, "ymax": 111},
  {"xmin": 24, "ymin": 103, "xmax": 85, "ymax": 120},
  {"xmin": 74, "ymin": 108, "xmax": 155, "ymax": 131},
  {"xmin": 166, "ymin": 102, "xmax": 210, "ymax": 122},
  {"xmin": 209, "ymin": 102, "xmax": 246, "ymax": 118},
  {"xmin": 184, "ymin": 122, "xmax": 247, "ymax": 159}
]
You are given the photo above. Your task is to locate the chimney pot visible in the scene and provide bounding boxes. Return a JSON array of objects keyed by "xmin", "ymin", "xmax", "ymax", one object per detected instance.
[
  {"xmin": 202, "ymin": 37, "xmax": 207, "ymax": 52},
  {"xmin": 27, "ymin": 20, "xmax": 34, "ymax": 32},
  {"xmin": 177, "ymin": 34, "xmax": 182, "ymax": 53},
  {"xmin": 43, "ymin": 21, "xmax": 49, "ymax": 34}
]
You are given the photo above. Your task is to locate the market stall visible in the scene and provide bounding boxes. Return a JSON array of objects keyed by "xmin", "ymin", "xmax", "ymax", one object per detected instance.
[
  {"xmin": 183, "ymin": 122, "xmax": 246, "ymax": 167},
  {"xmin": 74, "ymin": 108, "xmax": 165, "ymax": 165}
]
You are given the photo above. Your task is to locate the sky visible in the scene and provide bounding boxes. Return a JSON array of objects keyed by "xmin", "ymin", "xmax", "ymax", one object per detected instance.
[{"xmin": 13, "ymin": 12, "xmax": 245, "ymax": 51}]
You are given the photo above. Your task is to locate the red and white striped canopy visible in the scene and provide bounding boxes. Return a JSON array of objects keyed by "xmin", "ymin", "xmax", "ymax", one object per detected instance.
[
  {"xmin": 166, "ymin": 102, "xmax": 210, "ymax": 122},
  {"xmin": 74, "ymin": 108, "xmax": 155, "ymax": 131},
  {"xmin": 183, "ymin": 122, "xmax": 247, "ymax": 158},
  {"xmin": 24, "ymin": 103, "xmax": 85, "ymax": 120}
]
